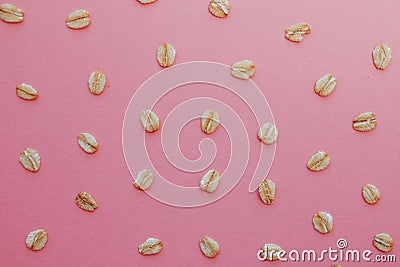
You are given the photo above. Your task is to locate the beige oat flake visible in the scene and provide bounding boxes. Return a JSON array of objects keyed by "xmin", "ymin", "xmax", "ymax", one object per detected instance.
[
  {"xmin": 373, "ymin": 44, "xmax": 391, "ymax": 70},
  {"xmin": 231, "ymin": 60, "xmax": 255, "ymax": 80},
  {"xmin": 307, "ymin": 151, "xmax": 330, "ymax": 171},
  {"xmin": 258, "ymin": 123, "xmax": 278, "ymax": 145},
  {"xmin": 26, "ymin": 229, "xmax": 47, "ymax": 251},
  {"xmin": 201, "ymin": 110, "xmax": 220, "ymax": 134},
  {"xmin": 312, "ymin": 211, "xmax": 333, "ymax": 234},
  {"xmin": 157, "ymin": 43, "xmax": 176, "ymax": 67},
  {"xmin": 199, "ymin": 236, "xmax": 220, "ymax": 258},
  {"xmin": 315, "ymin": 74, "xmax": 336, "ymax": 96},
  {"xmin": 373, "ymin": 233, "xmax": 394, "ymax": 253},
  {"xmin": 16, "ymin": 83, "xmax": 38, "ymax": 100},
  {"xmin": 77, "ymin": 133, "xmax": 98, "ymax": 154},
  {"xmin": 362, "ymin": 184, "xmax": 381, "ymax": 205},
  {"xmin": 75, "ymin": 192, "xmax": 98, "ymax": 212},
  {"xmin": 66, "ymin": 9, "xmax": 90, "ymax": 29},
  {"xmin": 258, "ymin": 179, "xmax": 275, "ymax": 205},
  {"xmin": 137, "ymin": 0, "xmax": 157, "ymax": 4},
  {"xmin": 88, "ymin": 71, "xmax": 106, "ymax": 95},
  {"xmin": 0, "ymin": 3, "xmax": 23, "ymax": 23},
  {"xmin": 209, "ymin": 0, "xmax": 230, "ymax": 18},
  {"xmin": 353, "ymin": 112, "xmax": 376, "ymax": 132},
  {"xmin": 261, "ymin": 243, "xmax": 283, "ymax": 261},
  {"xmin": 134, "ymin": 169, "xmax": 154, "ymax": 190},
  {"xmin": 285, "ymin": 22, "xmax": 311, "ymax": 42},
  {"xmin": 200, "ymin": 169, "xmax": 220, "ymax": 193},
  {"xmin": 140, "ymin": 110, "xmax": 160, "ymax": 132},
  {"xmin": 138, "ymin": 238, "xmax": 163, "ymax": 255},
  {"xmin": 19, "ymin": 148, "xmax": 41, "ymax": 172}
]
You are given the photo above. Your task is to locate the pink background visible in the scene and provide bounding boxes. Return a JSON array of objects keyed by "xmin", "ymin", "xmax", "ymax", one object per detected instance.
[{"xmin": 1, "ymin": 0, "xmax": 399, "ymax": 266}]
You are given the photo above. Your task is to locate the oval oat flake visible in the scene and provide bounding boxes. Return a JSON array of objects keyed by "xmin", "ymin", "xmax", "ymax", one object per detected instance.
[
  {"xmin": 306, "ymin": 151, "xmax": 330, "ymax": 172},
  {"xmin": 209, "ymin": 0, "xmax": 230, "ymax": 18},
  {"xmin": 66, "ymin": 9, "xmax": 90, "ymax": 29},
  {"xmin": 352, "ymin": 112, "xmax": 376, "ymax": 132},
  {"xmin": 75, "ymin": 192, "xmax": 98, "ymax": 212},
  {"xmin": 77, "ymin": 133, "xmax": 98, "ymax": 154},
  {"xmin": 0, "ymin": 3, "xmax": 23, "ymax": 23},
  {"xmin": 373, "ymin": 233, "xmax": 394, "ymax": 253},
  {"xmin": 140, "ymin": 110, "xmax": 160, "ymax": 132},
  {"xmin": 372, "ymin": 44, "xmax": 391, "ymax": 70},
  {"xmin": 137, "ymin": 0, "xmax": 157, "ymax": 4},
  {"xmin": 201, "ymin": 110, "xmax": 220, "ymax": 134},
  {"xmin": 362, "ymin": 184, "xmax": 381, "ymax": 205},
  {"xmin": 261, "ymin": 243, "xmax": 284, "ymax": 261},
  {"xmin": 258, "ymin": 179, "xmax": 275, "ymax": 205},
  {"xmin": 138, "ymin": 238, "xmax": 163, "ymax": 255},
  {"xmin": 312, "ymin": 211, "xmax": 333, "ymax": 234},
  {"xmin": 314, "ymin": 74, "xmax": 336, "ymax": 97},
  {"xmin": 156, "ymin": 43, "xmax": 176, "ymax": 68},
  {"xmin": 88, "ymin": 71, "xmax": 107, "ymax": 95},
  {"xmin": 199, "ymin": 236, "xmax": 220, "ymax": 258},
  {"xmin": 16, "ymin": 83, "xmax": 38, "ymax": 100},
  {"xmin": 19, "ymin": 148, "xmax": 41, "ymax": 172},
  {"xmin": 285, "ymin": 22, "xmax": 311, "ymax": 42},
  {"xmin": 26, "ymin": 229, "xmax": 47, "ymax": 251},
  {"xmin": 231, "ymin": 60, "xmax": 255, "ymax": 80},
  {"xmin": 258, "ymin": 123, "xmax": 278, "ymax": 145},
  {"xmin": 134, "ymin": 169, "xmax": 154, "ymax": 190},
  {"xmin": 200, "ymin": 169, "xmax": 220, "ymax": 193}
]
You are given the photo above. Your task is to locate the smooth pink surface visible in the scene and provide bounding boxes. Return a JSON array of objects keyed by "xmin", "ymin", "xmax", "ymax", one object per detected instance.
[{"xmin": 0, "ymin": 0, "xmax": 399, "ymax": 266}]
